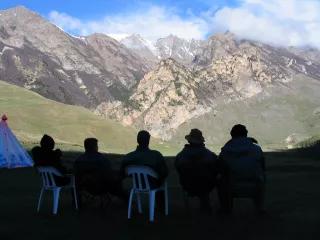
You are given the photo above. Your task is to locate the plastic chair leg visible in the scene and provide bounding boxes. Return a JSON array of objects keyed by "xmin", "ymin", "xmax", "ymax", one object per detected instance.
[
  {"xmin": 164, "ymin": 188, "xmax": 169, "ymax": 216},
  {"xmin": 52, "ymin": 188, "xmax": 61, "ymax": 215},
  {"xmin": 128, "ymin": 189, "xmax": 134, "ymax": 219},
  {"xmin": 149, "ymin": 191, "xmax": 156, "ymax": 222},
  {"xmin": 136, "ymin": 193, "xmax": 142, "ymax": 213},
  {"xmin": 37, "ymin": 188, "xmax": 44, "ymax": 212},
  {"xmin": 72, "ymin": 187, "xmax": 78, "ymax": 210}
]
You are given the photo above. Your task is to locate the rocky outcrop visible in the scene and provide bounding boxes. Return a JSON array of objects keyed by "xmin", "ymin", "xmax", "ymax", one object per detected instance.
[
  {"xmin": 0, "ymin": 6, "xmax": 149, "ymax": 106},
  {"xmin": 96, "ymin": 48, "xmax": 294, "ymax": 140},
  {"xmin": 1, "ymin": 6, "xmax": 320, "ymax": 142},
  {"xmin": 96, "ymin": 59, "xmax": 212, "ymax": 139},
  {"xmin": 96, "ymin": 33, "xmax": 320, "ymax": 140}
]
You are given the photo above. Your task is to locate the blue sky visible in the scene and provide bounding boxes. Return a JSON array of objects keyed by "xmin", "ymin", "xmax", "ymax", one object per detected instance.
[
  {"xmin": 0, "ymin": 0, "xmax": 239, "ymax": 19},
  {"xmin": 1, "ymin": 0, "xmax": 320, "ymax": 48}
]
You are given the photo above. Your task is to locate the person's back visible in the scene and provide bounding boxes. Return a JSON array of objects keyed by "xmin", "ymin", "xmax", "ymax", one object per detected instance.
[
  {"xmin": 121, "ymin": 130, "xmax": 168, "ymax": 186},
  {"xmin": 175, "ymin": 143, "xmax": 218, "ymax": 193},
  {"xmin": 220, "ymin": 137, "xmax": 265, "ymax": 183},
  {"xmin": 75, "ymin": 151, "xmax": 111, "ymax": 178},
  {"xmin": 32, "ymin": 134, "xmax": 69, "ymax": 186},
  {"xmin": 175, "ymin": 129, "xmax": 217, "ymax": 213},
  {"xmin": 74, "ymin": 138, "xmax": 126, "ymax": 202},
  {"xmin": 218, "ymin": 124, "xmax": 266, "ymax": 214},
  {"xmin": 123, "ymin": 148, "xmax": 167, "ymax": 179}
]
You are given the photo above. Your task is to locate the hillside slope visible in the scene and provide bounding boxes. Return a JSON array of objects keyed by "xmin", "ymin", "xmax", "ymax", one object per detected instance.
[
  {"xmin": 0, "ymin": 6, "xmax": 149, "ymax": 107},
  {"xmin": 170, "ymin": 75, "xmax": 320, "ymax": 149},
  {"xmin": 0, "ymin": 80, "xmax": 140, "ymax": 153}
]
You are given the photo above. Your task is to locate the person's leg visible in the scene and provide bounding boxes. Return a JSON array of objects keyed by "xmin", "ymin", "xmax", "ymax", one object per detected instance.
[
  {"xmin": 253, "ymin": 182, "xmax": 266, "ymax": 214},
  {"xmin": 216, "ymin": 177, "xmax": 233, "ymax": 214},
  {"xmin": 55, "ymin": 176, "xmax": 71, "ymax": 186},
  {"xmin": 199, "ymin": 193, "xmax": 212, "ymax": 214},
  {"xmin": 105, "ymin": 170, "xmax": 128, "ymax": 202}
]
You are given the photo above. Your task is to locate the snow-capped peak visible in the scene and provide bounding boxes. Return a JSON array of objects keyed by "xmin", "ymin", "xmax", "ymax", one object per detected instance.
[
  {"xmin": 107, "ymin": 33, "xmax": 130, "ymax": 41},
  {"xmin": 121, "ymin": 34, "xmax": 158, "ymax": 56}
]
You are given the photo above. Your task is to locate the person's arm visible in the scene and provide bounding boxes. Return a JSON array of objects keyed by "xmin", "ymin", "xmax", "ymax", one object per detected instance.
[
  {"xmin": 210, "ymin": 152, "xmax": 219, "ymax": 177},
  {"xmin": 157, "ymin": 153, "xmax": 168, "ymax": 181},
  {"xmin": 53, "ymin": 149, "xmax": 67, "ymax": 174},
  {"xmin": 259, "ymin": 149, "xmax": 266, "ymax": 181},
  {"xmin": 217, "ymin": 151, "xmax": 224, "ymax": 172},
  {"xmin": 120, "ymin": 155, "xmax": 128, "ymax": 178},
  {"xmin": 31, "ymin": 146, "xmax": 40, "ymax": 165},
  {"xmin": 260, "ymin": 151, "xmax": 266, "ymax": 172},
  {"xmin": 217, "ymin": 149, "xmax": 228, "ymax": 178},
  {"xmin": 100, "ymin": 154, "xmax": 111, "ymax": 170},
  {"xmin": 174, "ymin": 152, "xmax": 182, "ymax": 172}
]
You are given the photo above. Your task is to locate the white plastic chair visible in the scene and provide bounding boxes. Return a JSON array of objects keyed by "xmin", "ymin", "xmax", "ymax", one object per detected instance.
[
  {"xmin": 37, "ymin": 166, "xmax": 78, "ymax": 215},
  {"xmin": 126, "ymin": 165, "xmax": 169, "ymax": 222}
]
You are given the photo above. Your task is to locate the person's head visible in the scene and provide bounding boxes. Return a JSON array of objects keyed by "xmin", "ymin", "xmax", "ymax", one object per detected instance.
[
  {"xmin": 40, "ymin": 134, "xmax": 55, "ymax": 150},
  {"xmin": 185, "ymin": 129, "xmax": 205, "ymax": 145},
  {"xmin": 137, "ymin": 130, "xmax": 150, "ymax": 148},
  {"xmin": 230, "ymin": 124, "xmax": 248, "ymax": 139},
  {"xmin": 84, "ymin": 138, "xmax": 98, "ymax": 153}
]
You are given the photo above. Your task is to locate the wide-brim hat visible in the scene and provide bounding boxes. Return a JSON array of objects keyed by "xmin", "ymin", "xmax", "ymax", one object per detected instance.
[{"xmin": 185, "ymin": 129, "xmax": 205, "ymax": 144}]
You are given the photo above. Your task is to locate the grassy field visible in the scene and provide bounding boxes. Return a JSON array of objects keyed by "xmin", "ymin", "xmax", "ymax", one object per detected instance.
[
  {"xmin": 0, "ymin": 149, "xmax": 319, "ymax": 240},
  {"xmin": 0, "ymin": 80, "xmax": 176, "ymax": 155},
  {"xmin": 171, "ymin": 76, "xmax": 320, "ymax": 150},
  {"xmin": 0, "ymin": 79, "xmax": 319, "ymax": 239}
]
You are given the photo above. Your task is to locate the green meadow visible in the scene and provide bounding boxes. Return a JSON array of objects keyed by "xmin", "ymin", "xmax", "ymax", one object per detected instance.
[{"xmin": 0, "ymin": 80, "xmax": 175, "ymax": 155}]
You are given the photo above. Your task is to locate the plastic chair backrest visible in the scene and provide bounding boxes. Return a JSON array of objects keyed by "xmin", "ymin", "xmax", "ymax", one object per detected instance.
[
  {"xmin": 37, "ymin": 166, "xmax": 63, "ymax": 188},
  {"xmin": 126, "ymin": 165, "xmax": 159, "ymax": 191}
]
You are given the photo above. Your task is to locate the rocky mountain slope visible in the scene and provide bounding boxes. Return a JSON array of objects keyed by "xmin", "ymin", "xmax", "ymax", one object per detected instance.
[
  {"xmin": 120, "ymin": 34, "xmax": 158, "ymax": 67},
  {"xmin": 97, "ymin": 33, "xmax": 320, "ymax": 141},
  {"xmin": 1, "ymin": 6, "xmax": 320, "ymax": 146},
  {"xmin": 155, "ymin": 35, "xmax": 205, "ymax": 66},
  {"xmin": 169, "ymin": 75, "xmax": 320, "ymax": 149},
  {"xmin": 0, "ymin": 6, "xmax": 150, "ymax": 107}
]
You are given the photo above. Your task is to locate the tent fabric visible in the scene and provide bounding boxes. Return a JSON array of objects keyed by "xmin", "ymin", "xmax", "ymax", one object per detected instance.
[{"xmin": 0, "ymin": 115, "xmax": 34, "ymax": 168}]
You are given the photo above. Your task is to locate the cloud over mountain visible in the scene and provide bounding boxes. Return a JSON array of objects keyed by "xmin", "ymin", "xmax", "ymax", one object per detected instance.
[
  {"xmin": 49, "ymin": 0, "xmax": 320, "ymax": 48},
  {"xmin": 49, "ymin": 6, "xmax": 208, "ymax": 41},
  {"xmin": 211, "ymin": 0, "xmax": 320, "ymax": 48}
]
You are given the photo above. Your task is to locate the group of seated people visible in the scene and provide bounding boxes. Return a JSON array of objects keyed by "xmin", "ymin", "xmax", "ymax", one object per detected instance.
[{"xmin": 31, "ymin": 124, "xmax": 266, "ymax": 215}]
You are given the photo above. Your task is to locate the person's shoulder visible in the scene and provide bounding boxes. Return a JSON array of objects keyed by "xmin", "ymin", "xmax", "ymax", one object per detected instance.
[
  {"xmin": 150, "ymin": 149, "xmax": 164, "ymax": 157},
  {"xmin": 176, "ymin": 147, "xmax": 186, "ymax": 157},
  {"xmin": 31, "ymin": 146, "xmax": 41, "ymax": 153},
  {"xmin": 75, "ymin": 153, "xmax": 86, "ymax": 161},
  {"xmin": 125, "ymin": 150, "xmax": 137, "ymax": 157},
  {"xmin": 206, "ymin": 148, "xmax": 218, "ymax": 158},
  {"xmin": 123, "ymin": 150, "xmax": 137, "ymax": 161},
  {"xmin": 251, "ymin": 143, "xmax": 263, "ymax": 152},
  {"xmin": 221, "ymin": 139, "xmax": 233, "ymax": 149},
  {"xmin": 96, "ymin": 151, "xmax": 107, "ymax": 159}
]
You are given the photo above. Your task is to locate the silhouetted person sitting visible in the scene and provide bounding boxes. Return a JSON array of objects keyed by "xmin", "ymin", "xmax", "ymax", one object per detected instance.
[
  {"xmin": 74, "ymin": 138, "xmax": 127, "ymax": 205},
  {"xmin": 121, "ymin": 130, "xmax": 168, "ymax": 188},
  {"xmin": 175, "ymin": 129, "xmax": 218, "ymax": 213},
  {"xmin": 32, "ymin": 134, "xmax": 70, "ymax": 186},
  {"xmin": 217, "ymin": 124, "xmax": 266, "ymax": 214}
]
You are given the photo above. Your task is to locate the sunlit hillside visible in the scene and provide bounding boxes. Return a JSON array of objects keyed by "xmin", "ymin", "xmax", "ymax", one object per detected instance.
[{"xmin": 0, "ymin": 80, "xmax": 174, "ymax": 154}]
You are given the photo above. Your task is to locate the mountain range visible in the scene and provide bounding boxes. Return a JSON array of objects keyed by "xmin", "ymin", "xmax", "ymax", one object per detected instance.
[{"xmin": 1, "ymin": 6, "xmax": 320, "ymax": 148}]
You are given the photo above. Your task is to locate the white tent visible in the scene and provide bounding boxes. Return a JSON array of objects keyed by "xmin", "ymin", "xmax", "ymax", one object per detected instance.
[{"xmin": 0, "ymin": 115, "xmax": 33, "ymax": 168}]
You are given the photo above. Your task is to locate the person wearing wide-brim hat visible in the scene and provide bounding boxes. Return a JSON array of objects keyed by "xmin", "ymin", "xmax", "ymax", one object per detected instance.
[
  {"xmin": 175, "ymin": 129, "xmax": 218, "ymax": 214},
  {"xmin": 185, "ymin": 128, "xmax": 205, "ymax": 145}
]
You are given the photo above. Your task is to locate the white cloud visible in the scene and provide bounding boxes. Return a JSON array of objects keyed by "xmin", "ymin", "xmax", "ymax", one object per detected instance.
[
  {"xmin": 48, "ymin": 1, "xmax": 320, "ymax": 48},
  {"xmin": 210, "ymin": 0, "xmax": 320, "ymax": 48},
  {"xmin": 49, "ymin": 6, "xmax": 209, "ymax": 42}
]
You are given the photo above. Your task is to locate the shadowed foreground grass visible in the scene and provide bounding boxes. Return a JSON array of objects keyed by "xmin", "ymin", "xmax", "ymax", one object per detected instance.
[{"xmin": 0, "ymin": 151, "xmax": 319, "ymax": 240}]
